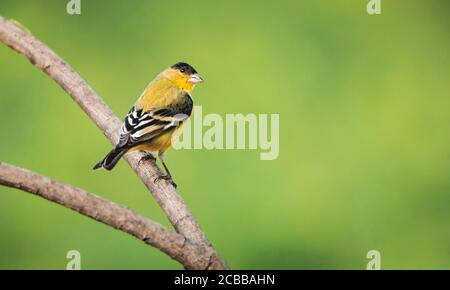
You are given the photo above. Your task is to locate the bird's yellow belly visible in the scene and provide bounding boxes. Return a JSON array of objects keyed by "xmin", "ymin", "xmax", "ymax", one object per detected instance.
[
  {"xmin": 130, "ymin": 133, "xmax": 173, "ymax": 154},
  {"xmin": 129, "ymin": 123, "xmax": 186, "ymax": 154},
  {"xmin": 129, "ymin": 122, "xmax": 187, "ymax": 154}
]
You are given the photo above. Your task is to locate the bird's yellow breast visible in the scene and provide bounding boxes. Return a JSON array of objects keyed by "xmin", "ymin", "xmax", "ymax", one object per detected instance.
[{"xmin": 136, "ymin": 73, "xmax": 193, "ymax": 111}]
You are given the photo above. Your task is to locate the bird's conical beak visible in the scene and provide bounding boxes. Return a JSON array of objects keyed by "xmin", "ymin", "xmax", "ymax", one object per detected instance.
[{"xmin": 188, "ymin": 73, "xmax": 204, "ymax": 84}]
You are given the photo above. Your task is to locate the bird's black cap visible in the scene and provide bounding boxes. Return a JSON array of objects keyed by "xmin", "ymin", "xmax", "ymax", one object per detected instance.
[{"xmin": 171, "ymin": 62, "xmax": 198, "ymax": 75}]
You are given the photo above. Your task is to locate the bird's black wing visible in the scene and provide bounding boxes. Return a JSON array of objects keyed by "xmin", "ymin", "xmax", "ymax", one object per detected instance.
[{"xmin": 116, "ymin": 105, "xmax": 190, "ymax": 149}]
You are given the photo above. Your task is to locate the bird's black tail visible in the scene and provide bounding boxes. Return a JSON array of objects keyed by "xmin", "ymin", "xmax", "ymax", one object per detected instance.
[{"xmin": 93, "ymin": 147, "xmax": 126, "ymax": 171}]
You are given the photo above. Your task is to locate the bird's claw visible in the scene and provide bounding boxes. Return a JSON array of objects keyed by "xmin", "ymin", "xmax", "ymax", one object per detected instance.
[
  {"xmin": 154, "ymin": 175, "xmax": 177, "ymax": 188},
  {"xmin": 138, "ymin": 153, "xmax": 156, "ymax": 165}
]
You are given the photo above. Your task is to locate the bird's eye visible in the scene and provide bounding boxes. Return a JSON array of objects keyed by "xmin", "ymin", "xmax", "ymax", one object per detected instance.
[{"xmin": 180, "ymin": 68, "xmax": 186, "ymax": 73}]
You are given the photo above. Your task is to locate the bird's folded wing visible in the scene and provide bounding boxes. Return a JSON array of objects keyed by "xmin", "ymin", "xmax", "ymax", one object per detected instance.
[{"xmin": 117, "ymin": 107, "xmax": 188, "ymax": 148}]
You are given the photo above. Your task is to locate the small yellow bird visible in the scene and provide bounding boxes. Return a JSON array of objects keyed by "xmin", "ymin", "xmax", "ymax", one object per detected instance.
[{"xmin": 93, "ymin": 62, "xmax": 204, "ymax": 187}]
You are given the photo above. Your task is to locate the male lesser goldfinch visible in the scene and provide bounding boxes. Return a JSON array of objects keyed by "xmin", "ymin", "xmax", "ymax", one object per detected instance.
[{"xmin": 93, "ymin": 62, "xmax": 204, "ymax": 187}]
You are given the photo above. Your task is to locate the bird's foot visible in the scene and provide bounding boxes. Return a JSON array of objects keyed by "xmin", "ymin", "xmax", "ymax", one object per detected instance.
[
  {"xmin": 138, "ymin": 153, "xmax": 156, "ymax": 165},
  {"xmin": 154, "ymin": 174, "xmax": 177, "ymax": 188}
]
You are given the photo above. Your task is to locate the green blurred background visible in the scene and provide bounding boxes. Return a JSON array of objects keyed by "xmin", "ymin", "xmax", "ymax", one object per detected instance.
[{"xmin": 0, "ymin": 0, "xmax": 449, "ymax": 269}]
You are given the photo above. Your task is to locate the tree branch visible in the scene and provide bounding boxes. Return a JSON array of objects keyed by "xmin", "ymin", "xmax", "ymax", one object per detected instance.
[
  {"xmin": 0, "ymin": 16, "xmax": 227, "ymax": 269},
  {"xmin": 0, "ymin": 162, "xmax": 213, "ymax": 270}
]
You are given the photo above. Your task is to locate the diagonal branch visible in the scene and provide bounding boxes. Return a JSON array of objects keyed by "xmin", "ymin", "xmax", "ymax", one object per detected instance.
[
  {"xmin": 0, "ymin": 162, "xmax": 212, "ymax": 270},
  {"xmin": 0, "ymin": 16, "xmax": 227, "ymax": 269}
]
